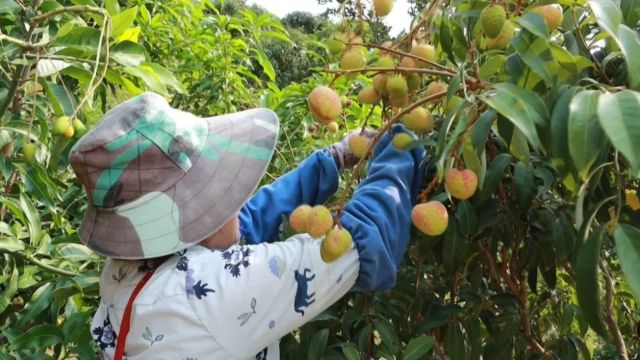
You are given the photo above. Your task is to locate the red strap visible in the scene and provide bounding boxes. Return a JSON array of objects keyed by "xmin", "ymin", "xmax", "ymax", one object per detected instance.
[{"xmin": 114, "ymin": 270, "xmax": 155, "ymax": 360}]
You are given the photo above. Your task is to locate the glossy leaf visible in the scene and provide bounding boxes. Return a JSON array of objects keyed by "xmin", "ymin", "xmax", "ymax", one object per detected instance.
[
  {"xmin": 615, "ymin": 224, "xmax": 640, "ymax": 301},
  {"xmin": 11, "ymin": 324, "xmax": 64, "ymax": 350},
  {"xmin": 111, "ymin": 7, "xmax": 138, "ymax": 37},
  {"xmin": 568, "ymin": 90, "xmax": 606, "ymax": 181},
  {"xmin": 402, "ymin": 336, "xmax": 434, "ymax": 360},
  {"xmin": 597, "ymin": 90, "xmax": 640, "ymax": 174},
  {"xmin": 512, "ymin": 31, "xmax": 558, "ymax": 85},
  {"xmin": 307, "ymin": 328, "xmax": 329, "ymax": 360}
]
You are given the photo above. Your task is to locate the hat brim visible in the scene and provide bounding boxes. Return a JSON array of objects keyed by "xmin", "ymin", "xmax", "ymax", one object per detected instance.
[{"xmin": 79, "ymin": 108, "xmax": 279, "ymax": 259}]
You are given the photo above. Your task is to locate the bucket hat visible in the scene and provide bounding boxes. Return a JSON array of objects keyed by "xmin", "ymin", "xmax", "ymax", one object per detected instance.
[{"xmin": 69, "ymin": 92, "xmax": 279, "ymax": 259}]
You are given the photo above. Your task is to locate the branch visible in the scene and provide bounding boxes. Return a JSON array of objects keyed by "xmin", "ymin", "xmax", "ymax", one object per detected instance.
[
  {"xmin": 11, "ymin": 252, "xmax": 79, "ymax": 277},
  {"xmin": 30, "ymin": 5, "xmax": 108, "ymax": 25},
  {"xmin": 601, "ymin": 260, "xmax": 629, "ymax": 360},
  {"xmin": 358, "ymin": 42, "xmax": 454, "ymax": 73},
  {"xmin": 321, "ymin": 66, "xmax": 455, "ymax": 78}
]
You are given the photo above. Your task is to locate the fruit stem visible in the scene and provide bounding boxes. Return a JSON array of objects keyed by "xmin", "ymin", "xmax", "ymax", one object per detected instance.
[
  {"xmin": 334, "ymin": 90, "xmax": 448, "ymax": 221},
  {"xmin": 358, "ymin": 42, "xmax": 454, "ymax": 73}
]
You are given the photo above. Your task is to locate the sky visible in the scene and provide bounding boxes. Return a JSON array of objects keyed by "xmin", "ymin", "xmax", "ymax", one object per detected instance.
[{"xmin": 245, "ymin": 0, "xmax": 413, "ymax": 37}]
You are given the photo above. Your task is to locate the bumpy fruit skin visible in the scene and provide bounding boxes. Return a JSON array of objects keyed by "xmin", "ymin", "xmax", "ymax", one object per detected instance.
[
  {"xmin": 402, "ymin": 107, "xmax": 433, "ymax": 134},
  {"xmin": 308, "ymin": 206, "xmax": 334, "ymax": 238},
  {"xmin": 321, "ymin": 228, "xmax": 353, "ymax": 263},
  {"xmin": 531, "ymin": 4, "xmax": 563, "ymax": 33},
  {"xmin": 349, "ymin": 134, "xmax": 370, "ymax": 159},
  {"xmin": 327, "ymin": 121, "xmax": 339, "ymax": 133},
  {"xmin": 373, "ymin": 0, "xmax": 393, "ymax": 17},
  {"xmin": 412, "ymin": 201, "xmax": 449, "ymax": 236},
  {"xmin": 358, "ymin": 86, "xmax": 381, "ymax": 104},
  {"xmin": 425, "ymin": 81, "xmax": 448, "ymax": 102},
  {"xmin": 308, "ymin": 86, "xmax": 342, "ymax": 125},
  {"xmin": 340, "ymin": 49, "xmax": 365, "ymax": 70},
  {"xmin": 21, "ymin": 143, "xmax": 36, "ymax": 162},
  {"xmin": 386, "ymin": 75, "xmax": 408, "ymax": 99},
  {"xmin": 289, "ymin": 205, "xmax": 313, "ymax": 233},
  {"xmin": 373, "ymin": 74, "xmax": 388, "ymax": 94},
  {"xmin": 399, "ymin": 56, "xmax": 417, "ymax": 68},
  {"xmin": 376, "ymin": 55, "xmax": 396, "ymax": 68},
  {"xmin": 392, "ymin": 133, "xmax": 413, "ymax": 150},
  {"xmin": 486, "ymin": 21, "xmax": 514, "ymax": 50},
  {"xmin": 326, "ymin": 33, "xmax": 347, "ymax": 55},
  {"xmin": 481, "ymin": 5, "xmax": 506, "ymax": 38},
  {"xmin": 53, "ymin": 116, "xmax": 71, "ymax": 135},
  {"xmin": 63, "ymin": 125, "xmax": 75, "ymax": 139},
  {"xmin": 445, "ymin": 168, "xmax": 478, "ymax": 200},
  {"xmin": 389, "ymin": 94, "xmax": 409, "ymax": 108},
  {"xmin": 411, "ymin": 43, "xmax": 436, "ymax": 67},
  {"xmin": 406, "ymin": 74, "xmax": 422, "ymax": 92}
]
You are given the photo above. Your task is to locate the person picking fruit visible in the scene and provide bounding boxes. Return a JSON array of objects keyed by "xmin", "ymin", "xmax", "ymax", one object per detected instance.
[{"xmin": 69, "ymin": 92, "xmax": 425, "ymax": 359}]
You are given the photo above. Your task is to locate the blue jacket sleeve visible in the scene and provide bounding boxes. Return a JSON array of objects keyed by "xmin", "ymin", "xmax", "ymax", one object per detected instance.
[
  {"xmin": 239, "ymin": 149, "xmax": 340, "ymax": 244},
  {"xmin": 341, "ymin": 125, "xmax": 426, "ymax": 291}
]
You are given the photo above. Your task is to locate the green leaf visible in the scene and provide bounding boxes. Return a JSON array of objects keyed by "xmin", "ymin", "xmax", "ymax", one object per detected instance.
[
  {"xmin": 575, "ymin": 226, "xmax": 609, "ymax": 339},
  {"xmin": 479, "ymin": 56, "xmax": 506, "ymax": 81},
  {"xmin": 0, "ymin": 0, "xmax": 18, "ymax": 13},
  {"xmin": 513, "ymin": 161, "xmax": 534, "ymax": 207},
  {"xmin": 597, "ymin": 90, "xmax": 640, "ymax": 175},
  {"xmin": 621, "ymin": 0, "xmax": 640, "ymax": 27},
  {"xmin": 443, "ymin": 219, "xmax": 464, "ymax": 274},
  {"xmin": 111, "ymin": 7, "xmax": 137, "ymax": 37},
  {"xmin": 617, "ymin": 25, "xmax": 640, "ymax": 90},
  {"xmin": 341, "ymin": 344, "xmax": 360, "ymax": 360},
  {"xmin": 471, "ymin": 110, "xmax": 495, "ymax": 155},
  {"xmin": 512, "ymin": 31, "xmax": 559, "ymax": 85},
  {"xmin": 0, "ymin": 237, "xmax": 24, "ymax": 253},
  {"xmin": 615, "ymin": 224, "xmax": 640, "ymax": 301},
  {"xmin": 11, "ymin": 324, "xmax": 64, "ymax": 350},
  {"xmin": 110, "ymin": 41, "xmax": 146, "ymax": 67},
  {"xmin": 550, "ymin": 87, "xmax": 579, "ymax": 190},
  {"xmin": 588, "ymin": 0, "xmax": 621, "ymax": 37},
  {"xmin": 252, "ymin": 48, "xmax": 276, "ymax": 82},
  {"xmin": 16, "ymin": 283, "xmax": 54, "ymax": 329},
  {"xmin": 373, "ymin": 318, "xmax": 399, "ymax": 350},
  {"xmin": 518, "ymin": 13, "xmax": 549, "ymax": 39},
  {"xmin": 307, "ymin": 328, "xmax": 329, "ymax": 360},
  {"xmin": 568, "ymin": 90, "xmax": 606, "ymax": 181},
  {"xmin": 445, "ymin": 321, "xmax": 467, "ymax": 360},
  {"xmin": 0, "ymin": 263, "xmax": 18, "ymax": 313},
  {"xmin": 402, "ymin": 336, "xmax": 434, "ymax": 360},
  {"xmin": 476, "ymin": 153, "xmax": 512, "ymax": 205},
  {"xmin": 144, "ymin": 63, "xmax": 186, "ymax": 94},
  {"xmin": 123, "ymin": 65, "xmax": 168, "ymax": 95},
  {"xmin": 53, "ymin": 27, "xmax": 101, "ymax": 53},
  {"xmin": 104, "ymin": 0, "xmax": 120, "ymax": 15},
  {"xmin": 40, "ymin": 80, "xmax": 75, "ymax": 116},
  {"xmin": 481, "ymin": 83, "xmax": 548, "ymax": 149},
  {"xmin": 19, "ymin": 193, "xmax": 42, "ymax": 248}
]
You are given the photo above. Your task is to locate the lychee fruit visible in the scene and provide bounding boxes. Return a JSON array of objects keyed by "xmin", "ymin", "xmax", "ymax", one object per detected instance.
[
  {"xmin": 444, "ymin": 95, "xmax": 464, "ymax": 113},
  {"xmin": 326, "ymin": 33, "xmax": 347, "ymax": 55},
  {"xmin": 21, "ymin": 143, "xmax": 36, "ymax": 162},
  {"xmin": 412, "ymin": 201, "xmax": 449, "ymax": 236},
  {"xmin": 402, "ymin": 107, "xmax": 433, "ymax": 134},
  {"xmin": 358, "ymin": 86, "xmax": 381, "ymax": 104},
  {"xmin": 392, "ymin": 133, "xmax": 413, "ymax": 150},
  {"xmin": 53, "ymin": 116, "xmax": 71, "ymax": 135},
  {"xmin": 373, "ymin": 0, "xmax": 393, "ymax": 17},
  {"xmin": 340, "ymin": 49, "xmax": 365, "ymax": 78},
  {"xmin": 425, "ymin": 81, "xmax": 448, "ymax": 102},
  {"xmin": 308, "ymin": 205, "xmax": 334, "ymax": 238},
  {"xmin": 445, "ymin": 168, "xmax": 478, "ymax": 200},
  {"xmin": 411, "ymin": 43, "xmax": 436, "ymax": 67},
  {"xmin": 348, "ymin": 134, "xmax": 370, "ymax": 159},
  {"xmin": 399, "ymin": 56, "xmax": 417, "ymax": 68},
  {"xmin": 376, "ymin": 55, "xmax": 395, "ymax": 68},
  {"xmin": 406, "ymin": 74, "xmax": 422, "ymax": 92},
  {"xmin": 531, "ymin": 4, "xmax": 563, "ymax": 33},
  {"xmin": 289, "ymin": 205, "xmax": 313, "ymax": 233},
  {"xmin": 63, "ymin": 124, "xmax": 75, "ymax": 139},
  {"xmin": 327, "ymin": 122, "xmax": 339, "ymax": 133},
  {"xmin": 373, "ymin": 74, "xmax": 388, "ymax": 94},
  {"xmin": 486, "ymin": 21, "xmax": 514, "ymax": 50},
  {"xmin": 320, "ymin": 227, "xmax": 353, "ymax": 263},
  {"xmin": 386, "ymin": 75, "xmax": 408, "ymax": 99},
  {"xmin": 480, "ymin": 4, "xmax": 507, "ymax": 38},
  {"xmin": 308, "ymin": 86, "xmax": 342, "ymax": 125}
]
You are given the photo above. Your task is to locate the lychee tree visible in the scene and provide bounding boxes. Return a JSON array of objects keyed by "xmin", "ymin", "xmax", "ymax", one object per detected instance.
[{"xmin": 278, "ymin": 0, "xmax": 640, "ymax": 358}]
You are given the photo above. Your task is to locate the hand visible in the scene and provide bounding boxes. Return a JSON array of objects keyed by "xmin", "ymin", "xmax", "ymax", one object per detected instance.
[{"xmin": 330, "ymin": 128, "xmax": 378, "ymax": 170}]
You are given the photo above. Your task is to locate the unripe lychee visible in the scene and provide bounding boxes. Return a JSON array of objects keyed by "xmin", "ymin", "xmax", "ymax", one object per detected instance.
[
  {"xmin": 392, "ymin": 133, "xmax": 413, "ymax": 150},
  {"xmin": 63, "ymin": 124, "xmax": 75, "ymax": 139},
  {"xmin": 531, "ymin": 4, "xmax": 563, "ymax": 33},
  {"xmin": 402, "ymin": 107, "xmax": 433, "ymax": 134},
  {"xmin": 411, "ymin": 43, "xmax": 436, "ymax": 67},
  {"xmin": 386, "ymin": 75, "xmax": 408, "ymax": 99},
  {"xmin": 376, "ymin": 55, "xmax": 396, "ymax": 68},
  {"xmin": 53, "ymin": 116, "xmax": 71, "ymax": 135},
  {"xmin": 425, "ymin": 81, "xmax": 448, "ymax": 103},
  {"xmin": 389, "ymin": 94, "xmax": 409, "ymax": 108},
  {"xmin": 399, "ymin": 56, "xmax": 417, "ymax": 68},
  {"xmin": 406, "ymin": 74, "xmax": 422, "ymax": 92},
  {"xmin": 340, "ymin": 49, "xmax": 365, "ymax": 78},
  {"xmin": 327, "ymin": 121, "xmax": 339, "ymax": 133},
  {"xmin": 320, "ymin": 227, "xmax": 353, "ymax": 263},
  {"xmin": 444, "ymin": 95, "xmax": 464, "ymax": 113},
  {"xmin": 445, "ymin": 168, "xmax": 478, "ymax": 200},
  {"xmin": 347, "ymin": 34, "xmax": 364, "ymax": 49},
  {"xmin": 289, "ymin": 204, "xmax": 313, "ymax": 233},
  {"xmin": 486, "ymin": 21, "xmax": 514, "ymax": 50},
  {"xmin": 73, "ymin": 119, "xmax": 86, "ymax": 137},
  {"xmin": 358, "ymin": 86, "xmax": 381, "ymax": 104},
  {"xmin": 373, "ymin": 74, "xmax": 388, "ymax": 94},
  {"xmin": 308, "ymin": 205, "xmax": 334, "ymax": 238},
  {"xmin": 480, "ymin": 4, "xmax": 507, "ymax": 38},
  {"xmin": 373, "ymin": 0, "xmax": 393, "ymax": 17},
  {"xmin": 21, "ymin": 143, "xmax": 36, "ymax": 162},
  {"xmin": 308, "ymin": 86, "xmax": 342, "ymax": 125},
  {"xmin": 326, "ymin": 33, "xmax": 347, "ymax": 55},
  {"xmin": 349, "ymin": 134, "xmax": 370, "ymax": 159},
  {"xmin": 379, "ymin": 41, "xmax": 394, "ymax": 56},
  {"xmin": 412, "ymin": 201, "xmax": 449, "ymax": 236}
]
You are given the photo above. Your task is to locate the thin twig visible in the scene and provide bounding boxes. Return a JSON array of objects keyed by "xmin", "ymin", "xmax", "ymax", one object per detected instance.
[
  {"xmin": 601, "ymin": 260, "xmax": 629, "ymax": 360},
  {"xmin": 322, "ymin": 66, "xmax": 455, "ymax": 78}
]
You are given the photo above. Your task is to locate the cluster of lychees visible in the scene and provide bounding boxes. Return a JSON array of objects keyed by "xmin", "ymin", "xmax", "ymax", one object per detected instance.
[{"xmin": 289, "ymin": 205, "xmax": 353, "ymax": 263}]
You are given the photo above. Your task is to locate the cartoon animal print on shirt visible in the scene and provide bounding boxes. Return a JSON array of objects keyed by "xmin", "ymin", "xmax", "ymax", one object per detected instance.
[
  {"xmin": 92, "ymin": 313, "xmax": 117, "ymax": 350},
  {"xmin": 293, "ymin": 268, "xmax": 316, "ymax": 316},
  {"xmin": 221, "ymin": 246, "xmax": 252, "ymax": 277}
]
